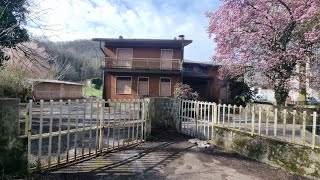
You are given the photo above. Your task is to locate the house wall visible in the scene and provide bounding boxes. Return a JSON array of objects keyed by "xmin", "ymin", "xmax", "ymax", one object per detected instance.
[
  {"xmin": 182, "ymin": 64, "xmax": 228, "ymax": 102},
  {"xmin": 105, "ymin": 47, "xmax": 182, "ymax": 59},
  {"xmin": 33, "ymin": 82, "xmax": 83, "ymax": 100},
  {"xmin": 104, "ymin": 72, "xmax": 181, "ymax": 100}
]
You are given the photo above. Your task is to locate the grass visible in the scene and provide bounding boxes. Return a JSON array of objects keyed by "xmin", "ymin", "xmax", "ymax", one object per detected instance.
[{"xmin": 83, "ymin": 86, "xmax": 102, "ymax": 98}]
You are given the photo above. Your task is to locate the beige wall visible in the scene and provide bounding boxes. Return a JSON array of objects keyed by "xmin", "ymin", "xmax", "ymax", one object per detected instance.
[{"xmin": 33, "ymin": 82, "xmax": 83, "ymax": 100}]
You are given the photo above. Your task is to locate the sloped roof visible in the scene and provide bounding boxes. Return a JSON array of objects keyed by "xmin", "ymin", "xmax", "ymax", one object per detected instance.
[
  {"xmin": 29, "ymin": 79, "xmax": 83, "ymax": 86},
  {"xmin": 92, "ymin": 38, "xmax": 192, "ymax": 47}
]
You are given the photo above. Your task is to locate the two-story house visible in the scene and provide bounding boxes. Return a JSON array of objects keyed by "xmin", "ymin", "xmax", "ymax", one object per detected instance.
[{"xmin": 92, "ymin": 35, "xmax": 192, "ymax": 100}]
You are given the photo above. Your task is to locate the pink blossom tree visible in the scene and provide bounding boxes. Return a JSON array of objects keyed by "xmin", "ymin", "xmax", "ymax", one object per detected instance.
[{"xmin": 206, "ymin": 0, "xmax": 320, "ymax": 105}]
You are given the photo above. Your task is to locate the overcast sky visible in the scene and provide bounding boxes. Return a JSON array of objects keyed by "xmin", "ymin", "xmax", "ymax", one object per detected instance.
[{"xmin": 27, "ymin": 0, "xmax": 221, "ymax": 61}]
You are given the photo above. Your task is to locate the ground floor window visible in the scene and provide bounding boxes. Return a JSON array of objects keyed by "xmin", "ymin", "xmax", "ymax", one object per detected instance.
[
  {"xmin": 138, "ymin": 77, "xmax": 149, "ymax": 95},
  {"xmin": 116, "ymin": 76, "xmax": 132, "ymax": 94},
  {"xmin": 160, "ymin": 77, "xmax": 171, "ymax": 96}
]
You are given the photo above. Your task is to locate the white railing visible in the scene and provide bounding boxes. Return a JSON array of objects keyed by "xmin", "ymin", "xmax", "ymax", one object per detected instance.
[
  {"xmin": 102, "ymin": 57, "xmax": 182, "ymax": 71},
  {"xmin": 22, "ymin": 99, "xmax": 148, "ymax": 172},
  {"xmin": 179, "ymin": 100, "xmax": 320, "ymax": 149}
]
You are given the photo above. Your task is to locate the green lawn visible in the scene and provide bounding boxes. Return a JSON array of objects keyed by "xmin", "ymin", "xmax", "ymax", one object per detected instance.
[{"xmin": 83, "ymin": 86, "xmax": 102, "ymax": 98}]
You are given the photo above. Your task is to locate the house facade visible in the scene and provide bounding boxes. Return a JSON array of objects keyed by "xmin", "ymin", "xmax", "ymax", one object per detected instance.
[
  {"xmin": 93, "ymin": 36, "xmax": 192, "ymax": 100},
  {"xmin": 182, "ymin": 60, "xmax": 228, "ymax": 102}
]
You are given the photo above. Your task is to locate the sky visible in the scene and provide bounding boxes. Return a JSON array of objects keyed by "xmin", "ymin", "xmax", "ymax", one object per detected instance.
[{"xmin": 27, "ymin": 0, "xmax": 222, "ymax": 61}]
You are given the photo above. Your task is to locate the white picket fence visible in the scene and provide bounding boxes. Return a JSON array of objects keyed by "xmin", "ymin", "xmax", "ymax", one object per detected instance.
[
  {"xmin": 180, "ymin": 100, "xmax": 320, "ymax": 149},
  {"xmin": 21, "ymin": 99, "xmax": 148, "ymax": 172}
]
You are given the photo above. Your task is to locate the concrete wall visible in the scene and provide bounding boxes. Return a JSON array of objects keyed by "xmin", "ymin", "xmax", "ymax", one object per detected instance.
[
  {"xmin": 0, "ymin": 98, "xmax": 27, "ymax": 176},
  {"xmin": 33, "ymin": 82, "xmax": 83, "ymax": 100},
  {"xmin": 145, "ymin": 98, "xmax": 181, "ymax": 138},
  {"xmin": 209, "ymin": 126, "xmax": 320, "ymax": 178}
]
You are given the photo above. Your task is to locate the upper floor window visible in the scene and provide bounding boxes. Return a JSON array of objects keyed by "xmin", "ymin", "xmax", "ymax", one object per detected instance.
[
  {"xmin": 116, "ymin": 48, "xmax": 133, "ymax": 67},
  {"xmin": 161, "ymin": 49, "xmax": 173, "ymax": 70}
]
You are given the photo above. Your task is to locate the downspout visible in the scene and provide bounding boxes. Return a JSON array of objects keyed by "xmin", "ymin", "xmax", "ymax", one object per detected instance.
[
  {"xmin": 99, "ymin": 41, "xmax": 108, "ymax": 100},
  {"xmin": 181, "ymin": 43, "xmax": 184, "ymax": 83}
]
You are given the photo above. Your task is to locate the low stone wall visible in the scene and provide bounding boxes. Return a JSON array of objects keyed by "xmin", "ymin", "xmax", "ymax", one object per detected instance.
[
  {"xmin": 0, "ymin": 98, "xmax": 27, "ymax": 176},
  {"xmin": 210, "ymin": 126, "xmax": 320, "ymax": 178}
]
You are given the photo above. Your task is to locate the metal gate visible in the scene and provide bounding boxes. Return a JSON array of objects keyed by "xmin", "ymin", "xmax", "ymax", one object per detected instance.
[{"xmin": 21, "ymin": 99, "xmax": 148, "ymax": 172}]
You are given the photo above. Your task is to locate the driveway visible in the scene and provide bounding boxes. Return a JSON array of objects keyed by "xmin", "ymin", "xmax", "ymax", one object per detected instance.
[{"xmin": 40, "ymin": 136, "xmax": 310, "ymax": 180}]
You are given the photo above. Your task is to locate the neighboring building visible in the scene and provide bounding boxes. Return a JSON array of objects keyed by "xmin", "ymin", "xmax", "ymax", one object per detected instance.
[
  {"xmin": 93, "ymin": 36, "xmax": 192, "ymax": 100},
  {"xmin": 182, "ymin": 60, "xmax": 228, "ymax": 102},
  {"xmin": 31, "ymin": 79, "xmax": 83, "ymax": 100}
]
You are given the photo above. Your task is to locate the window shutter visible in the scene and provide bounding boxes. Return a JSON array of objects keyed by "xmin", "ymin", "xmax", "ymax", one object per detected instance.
[
  {"xmin": 117, "ymin": 49, "xmax": 133, "ymax": 67},
  {"xmin": 138, "ymin": 77, "xmax": 149, "ymax": 95},
  {"xmin": 160, "ymin": 78, "xmax": 171, "ymax": 96}
]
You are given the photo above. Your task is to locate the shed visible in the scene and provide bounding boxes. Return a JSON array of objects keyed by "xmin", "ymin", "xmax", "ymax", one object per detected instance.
[{"xmin": 30, "ymin": 79, "xmax": 83, "ymax": 101}]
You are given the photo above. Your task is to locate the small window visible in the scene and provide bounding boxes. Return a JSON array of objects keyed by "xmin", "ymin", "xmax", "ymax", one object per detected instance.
[
  {"xmin": 160, "ymin": 77, "xmax": 171, "ymax": 96},
  {"xmin": 138, "ymin": 77, "xmax": 149, "ymax": 95},
  {"xmin": 116, "ymin": 77, "xmax": 132, "ymax": 94}
]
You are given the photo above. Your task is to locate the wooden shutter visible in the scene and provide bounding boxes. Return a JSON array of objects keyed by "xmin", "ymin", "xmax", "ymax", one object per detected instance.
[
  {"xmin": 117, "ymin": 48, "xmax": 133, "ymax": 67},
  {"xmin": 116, "ymin": 77, "xmax": 132, "ymax": 94},
  {"xmin": 138, "ymin": 77, "xmax": 149, "ymax": 95},
  {"xmin": 160, "ymin": 78, "xmax": 171, "ymax": 96},
  {"xmin": 161, "ymin": 49, "xmax": 173, "ymax": 70}
]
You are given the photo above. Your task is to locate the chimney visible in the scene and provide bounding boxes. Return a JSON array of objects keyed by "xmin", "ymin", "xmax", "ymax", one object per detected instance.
[
  {"xmin": 178, "ymin": 35, "xmax": 185, "ymax": 40},
  {"xmin": 119, "ymin": 35, "xmax": 124, "ymax": 39}
]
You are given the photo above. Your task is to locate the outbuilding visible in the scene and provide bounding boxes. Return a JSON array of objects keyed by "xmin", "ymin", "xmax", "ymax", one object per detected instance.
[{"xmin": 30, "ymin": 79, "xmax": 83, "ymax": 101}]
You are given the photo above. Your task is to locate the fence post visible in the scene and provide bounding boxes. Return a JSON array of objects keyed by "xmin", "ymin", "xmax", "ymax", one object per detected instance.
[
  {"xmin": 27, "ymin": 100, "xmax": 32, "ymax": 173},
  {"xmin": 178, "ymin": 99, "xmax": 182, "ymax": 132},
  {"xmin": 99, "ymin": 99, "xmax": 105, "ymax": 152},
  {"xmin": 274, "ymin": 108, "xmax": 278, "ymax": 137},
  {"xmin": 266, "ymin": 108, "xmax": 269, "ymax": 136},
  {"xmin": 292, "ymin": 110, "xmax": 296, "ymax": 143},
  {"xmin": 251, "ymin": 106, "xmax": 255, "ymax": 136},
  {"xmin": 311, "ymin": 111, "xmax": 317, "ymax": 149},
  {"xmin": 258, "ymin": 107, "xmax": 262, "ymax": 135},
  {"xmin": 233, "ymin": 105, "xmax": 236, "ymax": 129},
  {"xmin": 283, "ymin": 109, "xmax": 287, "ymax": 140},
  {"xmin": 302, "ymin": 111, "xmax": 306, "ymax": 145},
  {"xmin": 212, "ymin": 103, "xmax": 217, "ymax": 139},
  {"xmin": 239, "ymin": 105, "xmax": 242, "ymax": 130},
  {"xmin": 227, "ymin": 104, "xmax": 231, "ymax": 127}
]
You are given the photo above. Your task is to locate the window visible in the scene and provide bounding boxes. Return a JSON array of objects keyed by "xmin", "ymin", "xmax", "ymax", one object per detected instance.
[
  {"xmin": 160, "ymin": 77, "xmax": 171, "ymax": 96},
  {"xmin": 161, "ymin": 49, "xmax": 173, "ymax": 70},
  {"xmin": 116, "ymin": 76, "xmax": 132, "ymax": 94},
  {"xmin": 116, "ymin": 48, "xmax": 133, "ymax": 67},
  {"xmin": 138, "ymin": 77, "xmax": 149, "ymax": 95}
]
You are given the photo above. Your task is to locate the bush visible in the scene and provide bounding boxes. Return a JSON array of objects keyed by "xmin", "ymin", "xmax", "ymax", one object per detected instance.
[
  {"xmin": 174, "ymin": 83, "xmax": 199, "ymax": 100},
  {"xmin": 228, "ymin": 78, "xmax": 253, "ymax": 106},
  {"xmin": 0, "ymin": 68, "xmax": 32, "ymax": 102},
  {"xmin": 91, "ymin": 78, "xmax": 102, "ymax": 90}
]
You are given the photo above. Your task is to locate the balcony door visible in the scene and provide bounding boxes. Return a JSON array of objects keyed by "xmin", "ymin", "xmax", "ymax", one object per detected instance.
[
  {"xmin": 116, "ymin": 48, "xmax": 133, "ymax": 68},
  {"xmin": 161, "ymin": 49, "xmax": 173, "ymax": 70}
]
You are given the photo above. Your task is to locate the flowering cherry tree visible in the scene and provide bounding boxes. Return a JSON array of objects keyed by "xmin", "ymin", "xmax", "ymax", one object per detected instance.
[{"xmin": 206, "ymin": 0, "xmax": 320, "ymax": 105}]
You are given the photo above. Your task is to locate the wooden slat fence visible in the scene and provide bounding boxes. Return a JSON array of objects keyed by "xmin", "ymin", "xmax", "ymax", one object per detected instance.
[
  {"xmin": 180, "ymin": 100, "xmax": 320, "ymax": 149},
  {"xmin": 20, "ymin": 99, "xmax": 148, "ymax": 172}
]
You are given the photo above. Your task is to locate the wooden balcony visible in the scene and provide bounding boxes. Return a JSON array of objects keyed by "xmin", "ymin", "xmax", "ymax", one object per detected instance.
[{"xmin": 101, "ymin": 57, "xmax": 182, "ymax": 71}]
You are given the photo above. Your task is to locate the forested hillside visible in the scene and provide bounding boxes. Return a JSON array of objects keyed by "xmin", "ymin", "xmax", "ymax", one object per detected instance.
[{"xmin": 38, "ymin": 39, "xmax": 104, "ymax": 81}]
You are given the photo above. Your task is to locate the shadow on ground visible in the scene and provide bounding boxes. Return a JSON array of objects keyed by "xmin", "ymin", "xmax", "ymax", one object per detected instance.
[{"xmin": 39, "ymin": 134, "xmax": 310, "ymax": 180}]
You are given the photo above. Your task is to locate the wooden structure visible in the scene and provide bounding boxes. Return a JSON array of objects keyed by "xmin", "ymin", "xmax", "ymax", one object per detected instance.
[{"xmin": 31, "ymin": 79, "xmax": 83, "ymax": 100}]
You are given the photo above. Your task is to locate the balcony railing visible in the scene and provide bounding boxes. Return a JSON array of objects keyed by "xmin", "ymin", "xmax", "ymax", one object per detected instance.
[{"xmin": 101, "ymin": 57, "xmax": 182, "ymax": 71}]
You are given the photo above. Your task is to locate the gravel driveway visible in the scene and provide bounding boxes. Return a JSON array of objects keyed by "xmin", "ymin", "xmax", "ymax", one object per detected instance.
[{"xmin": 40, "ymin": 135, "xmax": 311, "ymax": 180}]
